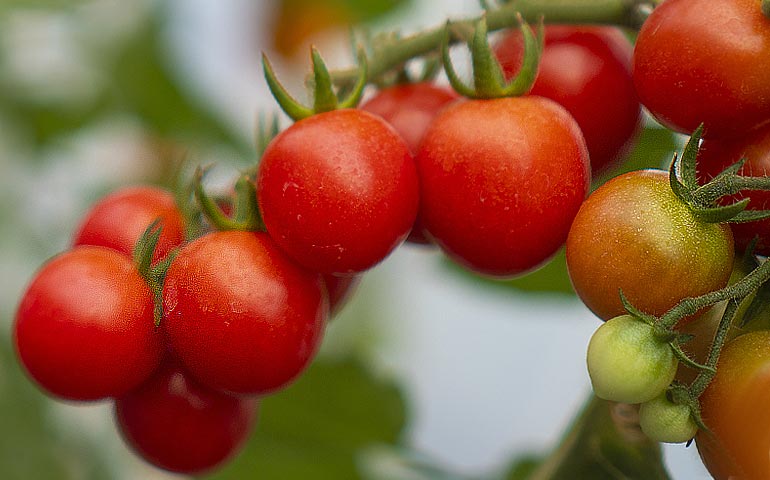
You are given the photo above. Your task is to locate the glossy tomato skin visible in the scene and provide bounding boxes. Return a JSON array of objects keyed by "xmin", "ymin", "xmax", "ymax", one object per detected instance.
[
  {"xmin": 361, "ymin": 82, "xmax": 458, "ymax": 245},
  {"xmin": 495, "ymin": 25, "xmax": 641, "ymax": 173},
  {"xmin": 162, "ymin": 230, "xmax": 327, "ymax": 395},
  {"xmin": 697, "ymin": 122, "xmax": 770, "ymax": 255},
  {"xmin": 73, "ymin": 186, "xmax": 185, "ymax": 263},
  {"xmin": 257, "ymin": 109, "xmax": 419, "ymax": 274},
  {"xmin": 566, "ymin": 169, "xmax": 734, "ymax": 321},
  {"xmin": 115, "ymin": 361, "xmax": 257, "ymax": 475},
  {"xmin": 697, "ymin": 331, "xmax": 770, "ymax": 479},
  {"xmin": 633, "ymin": 0, "xmax": 770, "ymax": 138},
  {"xmin": 416, "ymin": 96, "xmax": 590, "ymax": 278},
  {"xmin": 14, "ymin": 246, "xmax": 163, "ymax": 401}
]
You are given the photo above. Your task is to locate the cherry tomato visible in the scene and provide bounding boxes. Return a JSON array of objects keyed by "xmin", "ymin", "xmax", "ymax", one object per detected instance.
[
  {"xmin": 361, "ymin": 82, "xmax": 458, "ymax": 245},
  {"xmin": 115, "ymin": 360, "xmax": 257, "ymax": 475},
  {"xmin": 14, "ymin": 246, "xmax": 163, "ymax": 401},
  {"xmin": 495, "ymin": 25, "xmax": 641, "ymax": 173},
  {"xmin": 639, "ymin": 393, "xmax": 697, "ymax": 444},
  {"xmin": 633, "ymin": 0, "xmax": 770, "ymax": 138},
  {"xmin": 586, "ymin": 314, "xmax": 677, "ymax": 404},
  {"xmin": 73, "ymin": 186, "xmax": 185, "ymax": 263},
  {"xmin": 566, "ymin": 169, "xmax": 734, "ymax": 321},
  {"xmin": 162, "ymin": 230, "xmax": 327, "ymax": 395},
  {"xmin": 697, "ymin": 331, "xmax": 770, "ymax": 479},
  {"xmin": 323, "ymin": 274, "xmax": 360, "ymax": 316},
  {"xmin": 697, "ymin": 122, "xmax": 770, "ymax": 255},
  {"xmin": 257, "ymin": 109, "xmax": 419, "ymax": 274},
  {"xmin": 415, "ymin": 96, "xmax": 589, "ymax": 278}
]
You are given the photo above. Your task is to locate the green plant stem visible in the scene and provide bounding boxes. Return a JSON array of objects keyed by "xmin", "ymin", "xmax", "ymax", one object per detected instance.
[
  {"xmin": 763, "ymin": 0, "xmax": 770, "ymax": 19},
  {"xmin": 330, "ymin": 0, "xmax": 653, "ymax": 88},
  {"xmin": 656, "ymin": 258, "xmax": 770, "ymax": 333},
  {"xmin": 689, "ymin": 299, "xmax": 739, "ymax": 398}
]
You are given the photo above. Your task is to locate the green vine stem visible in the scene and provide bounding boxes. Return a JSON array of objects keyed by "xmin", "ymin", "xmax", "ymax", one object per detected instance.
[
  {"xmin": 330, "ymin": 0, "xmax": 656, "ymax": 89},
  {"xmin": 689, "ymin": 299, "xmax": 740, "ymax": 399}
]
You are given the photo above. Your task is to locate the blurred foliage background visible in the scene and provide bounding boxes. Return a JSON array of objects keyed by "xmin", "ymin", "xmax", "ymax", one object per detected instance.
[{"xmin": 0, "ymin": 0, "xmax": 691, "ymax": 479}]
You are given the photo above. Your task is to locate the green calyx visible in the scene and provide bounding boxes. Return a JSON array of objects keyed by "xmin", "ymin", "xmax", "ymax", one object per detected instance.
[
  {"xmin": 669, "ymin": 124, "xmax": 770, "ymax": 224},
  {"xmin": 263, "ymin": 46, "xmax": 368, "ymax": 121},
  {"xmin": 133, "ymin": 220, "xmax": 177, "ymax": 327},
  {"xmin": 442, "ymin": 14, "xmax": 543, "ymax": 99},
  {"xmin": 194, "ymin": 166, "xmax": 265, "ymax": 233}
]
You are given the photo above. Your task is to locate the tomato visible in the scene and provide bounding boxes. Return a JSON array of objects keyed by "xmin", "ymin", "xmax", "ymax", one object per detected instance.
[
  {"xmin": 361, "ymin": 82, "xmax": 458, "ymax": 245},
  {"xmin": 697, "ymin": 331, "xmax": 770, "ymax": 479},
  {"xmin": 633, "ymin": 0, "xmax": 770, "ymax": 138},
  {"xmin": 323, "ymin": 273, "xmax": 360, "ymax": 316},
  {"xmin": 697, "ymin": 122, "xmax": 770, "ymax": 255},
  {"xmin": 73, "ymin": 186, "xmax": 185, "ymax": 263},
  {"xmin": 257, "ymin": 109, "xmax": 419, "ymax": 274},
  {"xmin": 566, "ymin": 169, "xmax": 734, "ymax": 321},
  {"xmin": 115, "ymin": 360, "xmax": 257, "ymax": 475},
  {"xmin": 415, "ymin": 96, "xmax": 589, "ymax": 278},
  {"xmin": 586, "ymin": 314, "xmax": 677, "ymax": 404},
  {"xmin": 14, "ymin": 246, "xmax": 163, "ymax": 401},
  {"xmin": 162, "ymin": 230, "xmax": 327, "ymax": 395},
  {"xmin": 495, "ymin": 25, "xmax": 641, "ymax": 173},
  {"xmin": 639, "ymin": 393, "xmax": 697, "ymax": 444}
]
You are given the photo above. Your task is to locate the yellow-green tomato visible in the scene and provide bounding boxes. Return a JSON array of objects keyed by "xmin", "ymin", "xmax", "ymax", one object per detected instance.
[
  {"xmin": 587, "ymin": 314, "xmax": 677, "ymax": 404},
  {"xmin": 639, "ymin": 393, "xmax": 697, "ymax": 443}
]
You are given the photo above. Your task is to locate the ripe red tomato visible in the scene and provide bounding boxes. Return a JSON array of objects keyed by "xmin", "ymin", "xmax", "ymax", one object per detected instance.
[
  {"xmin": 697, "ymin": 122, "xmax": 770, "ymax": 255},
  {"xmin": 115, "ymin": 361, "xmax": 257, "ymax": 475},
  {"xmin": 361, "ymin": 82, "xmax": 458, "ymax": 245},
  {"xmin": 633, "ymin": 0, "xmax": 770, "ymax": 138},
  {"xmin": 697, "ymin": 331, "xmax": 770, "ymax": 479},
  {"xmin": 495, "ymin": 25, "xmax": 641, "ymax": 173},
  {"xmin": 257, "ymin": 109, "xmax": 419, "ymax": 274},
  {"xmin": 323, "ymin": 273, "xmax": 360, "ymax": 316},
  {"xmin": 73, "ymin": 186, "xmax": 185, "ymax": 263},
  {"xmin": 415, "ymin": 96, "xmax": 590, "ymax": 278},
  {"xmin": 566, "ymin": 169, "xmax": 734, "ymax": 321},
  {"xmin": 162, "ymin": 230, "xmax": 327, "ymax": 395},
  {"xmin": 14, "ymin": 246, "xmax": 163, "ymax": 401}
]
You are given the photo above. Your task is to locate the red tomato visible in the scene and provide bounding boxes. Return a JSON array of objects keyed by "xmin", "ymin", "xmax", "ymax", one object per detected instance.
[
  {"xmin": 415, "ymin": 96, "xmax": 590, "ymax": 278},
  {"xmin": 73, "ymin": 186, "xmax": 185, "ymax": 263},
  {"xmin": 697, "ymin": 331, "xmax": 770, "ymax": 479},
  {"xmin": 162, "ymin": 230, "xmax": 327, "ymax": 395},
  {"xmin": 257, "ymin": 109, "xmax": 419, "ymax": 274},
  {"xmin": 323, "ymin": 274, "xmax": 360, "ymax": 316},
  {"xmin": 633, "ymin": 0, "xmax": 770, "ymax": 138},
  {"xmin": 115, "ymin": 361, "xmax": 257, "ymax": 475},
  {"xmin": 566, "ymin": 169, "xmax": 734, "ymax": 321},
  {"xmin": 14, "ymin": 246, "xmax": 163, "ymax": 401},
  {"xmin": 697, "ymin": 122, "xmax": 770, "ymax": 255},
  {"xmin": 361, "ymin": 82, "xmax": 458, "ymax": 245},
  {"xmin": 495, "ymin": 25, "xmax": 641, "ymax": 173}
]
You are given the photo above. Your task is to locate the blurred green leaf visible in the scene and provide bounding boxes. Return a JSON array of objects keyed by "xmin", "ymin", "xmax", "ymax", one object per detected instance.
[
  {"xmin": 512, "ymin": 396, "xmax": 671, "ymax": 480},
  {"xmin": 595, "ymin": 125, "xmax": 681, "ymax": 186},
  {"xmin": 505, "ymin": 456, "xmax": 541, "ymax": 480},
  {"xmin": 208, "ymin": 357, "xmax": 407, "ymax": 480},
  {"xmin": 0, "ymin": 332, "xmax": 111, "ymax": 480}
]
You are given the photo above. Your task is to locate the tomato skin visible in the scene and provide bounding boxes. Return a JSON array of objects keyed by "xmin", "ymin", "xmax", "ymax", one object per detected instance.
[
  {"xmin": 323, "ymin": 274, "xmax": 360, "ymax": 316},
  {"xmin": 633, "ymin": 0, "xmax": 770, "ymax": 138},
  {"xmin": 361, "ymin": 82, "xmax": 458, "ymax": 245},
  {"xmin": 73, "ymin": 186, "xmax": 185, "ymax": 263},
  {"xmin": 586, "ymin": 314, "xmax": 677, "ymax": 404},
  {"xmin": 115, "ymin": 361, "xmax": 257, "ymax": 475},
  {"xmin": 697, "ymin": 331, "xmax": 770, "ymax": 479},
  {"xmin": 257, "ymin": 109, "xmax": 419, "ymax": 274},
  {"xmin": 639, "ymin": 393, "xmax": 697, "ymax": 444},
  {"xmin": 495, "ymin": 25, "xmax": 641, "ymax": 173},
  {"xmin": 14, "ymin": 246, "xmax": 163, "ymax": 401},
  {"xmin": 415, "ymin": 96, "xmax": 589, "ymax": 278},
  {"xmin": 697, "ymin": 123, "xmax": 770, "ymax": 255},
  {"xmin": 566, "ymin": 169, "xmax": 734, "ymax": 321},
  {"xmin": 162, "ymin": 230, "xmax": 327, "ymax": 395}
]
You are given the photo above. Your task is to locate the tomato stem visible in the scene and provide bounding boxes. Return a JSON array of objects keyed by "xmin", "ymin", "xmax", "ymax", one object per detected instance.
[
  {"xmin": 328, "ymin": 0, "xmax": 655, "ymax": 89},
  {"xmin": 689, "ymin": 299, "xmax": 740, "ymax": 399}
]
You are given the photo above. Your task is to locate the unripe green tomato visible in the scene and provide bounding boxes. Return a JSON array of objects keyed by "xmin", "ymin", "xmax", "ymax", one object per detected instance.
[
  {"xmin": 587, "ymin": 314, "xmax": 677, "ymax": 404},
  {"xmin": 639, "ymin": 393, "xmax": 698, "ymax": 443}
]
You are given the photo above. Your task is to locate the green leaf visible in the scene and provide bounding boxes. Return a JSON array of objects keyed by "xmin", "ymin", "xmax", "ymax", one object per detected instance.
[
  {"xmin": 595, "ymin": 125, "xmax": 681, "ymax": 186},
  {"xmin": 207, "ymin": 357, "xmax": 407, "ymax": 480}
]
